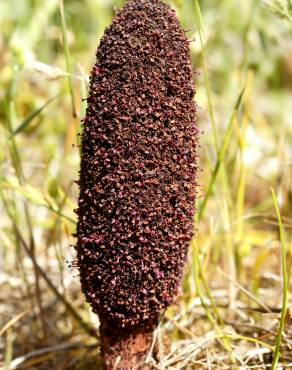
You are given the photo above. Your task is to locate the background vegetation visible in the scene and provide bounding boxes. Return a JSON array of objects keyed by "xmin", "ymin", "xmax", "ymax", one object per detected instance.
[{"xmin": 1, "ymin": 0, "xmax": 292, "ymax": 368}]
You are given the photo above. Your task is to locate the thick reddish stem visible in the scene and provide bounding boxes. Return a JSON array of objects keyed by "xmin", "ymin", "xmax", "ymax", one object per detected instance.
[{"xmin": 100, "ymin": 319, "xmax": 156, "ymax": 370}]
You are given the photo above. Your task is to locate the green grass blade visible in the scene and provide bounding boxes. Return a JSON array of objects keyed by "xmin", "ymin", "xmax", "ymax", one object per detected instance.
[
  {"xmin": 193, "ymin": 0, "xmax": 218, "ymax": 151},
  {"xmin": 4, "ymin": 329, "xmax": 13, "ymax": 370},
  {"xmin": 198, "ymin": 88, "xmax": 245, "ymax": 221},
  {"xmin": 11, "ymin": 95, "xmax": 58, "ymax": 137},
  {"xmin": 59, "ymin": 0, "xmax": 77, "ymax": 118},
  {"xmin": 271, "ymin": 187, "xmax": 288, "ymax": 369},
  {"xmin": 192, "ymin": 242, "xmax": 234, "ymax": 355}
]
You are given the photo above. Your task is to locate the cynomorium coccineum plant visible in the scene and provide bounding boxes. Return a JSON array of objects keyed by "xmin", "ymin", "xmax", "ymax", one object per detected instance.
[{"xmin": 75, "ymin": 0, "xmax": 198, "ymax": 368}]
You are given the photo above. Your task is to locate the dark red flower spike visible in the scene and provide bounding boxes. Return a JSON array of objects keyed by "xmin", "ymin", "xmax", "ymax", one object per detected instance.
[{"xmin": 75, "ymin": 0, "xmax": 198, "ymax": 368}]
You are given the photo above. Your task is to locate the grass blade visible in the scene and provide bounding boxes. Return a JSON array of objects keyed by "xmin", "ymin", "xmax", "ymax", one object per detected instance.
[
  {"xmin": 193, "ymin": 0, "xmax": 218, "ymax": 151},
  {"xmin": 59, "ymin": 0, "xmax": 77, "ymax": 118},
  {"xmin": 270, "ymin": 187, "xmax": 288, "ymax": 369},
  {"xmin": 11, "ymin": 95, "xmax": 58, "ymax": 137},
  {"xmin": 198, "ymin": 88, "xmax": 245, "ymax": 221},
  {"xmin": 12, "ymin": 224, "xmax": 97, "ymax": 339},
  {"xmin": 4, "ymin": 329, "xmax": 13, "ymax": 370},
  {"xmin": 192, "ymin": 240, "xmax": 234, "ymax": 356},
  {"xmin": 0, "ymin": 310, "xmax": 29, "ymax": 337}
]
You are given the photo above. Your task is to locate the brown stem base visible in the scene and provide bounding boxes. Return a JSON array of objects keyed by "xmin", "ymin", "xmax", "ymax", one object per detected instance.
[{"xmin": 100, "ymin": 319, "xmax": 156, "ymax": 370}]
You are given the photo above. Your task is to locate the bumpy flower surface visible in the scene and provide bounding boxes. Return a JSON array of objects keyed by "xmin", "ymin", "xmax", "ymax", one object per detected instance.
[{"xmin": 76, "ymin": 0, "xmax": 198, "ymax": 327}]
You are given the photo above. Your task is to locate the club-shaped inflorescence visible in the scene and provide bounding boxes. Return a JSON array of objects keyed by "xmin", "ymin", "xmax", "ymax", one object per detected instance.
[{"xmin": 75, "ymin": 0, "xmax": 198, "ymax": 342}]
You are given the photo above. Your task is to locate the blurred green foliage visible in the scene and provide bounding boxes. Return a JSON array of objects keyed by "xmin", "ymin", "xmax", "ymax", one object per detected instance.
[{"xmin": 0, "ymin": 0, "xmax": 292, "ymax": 367}]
